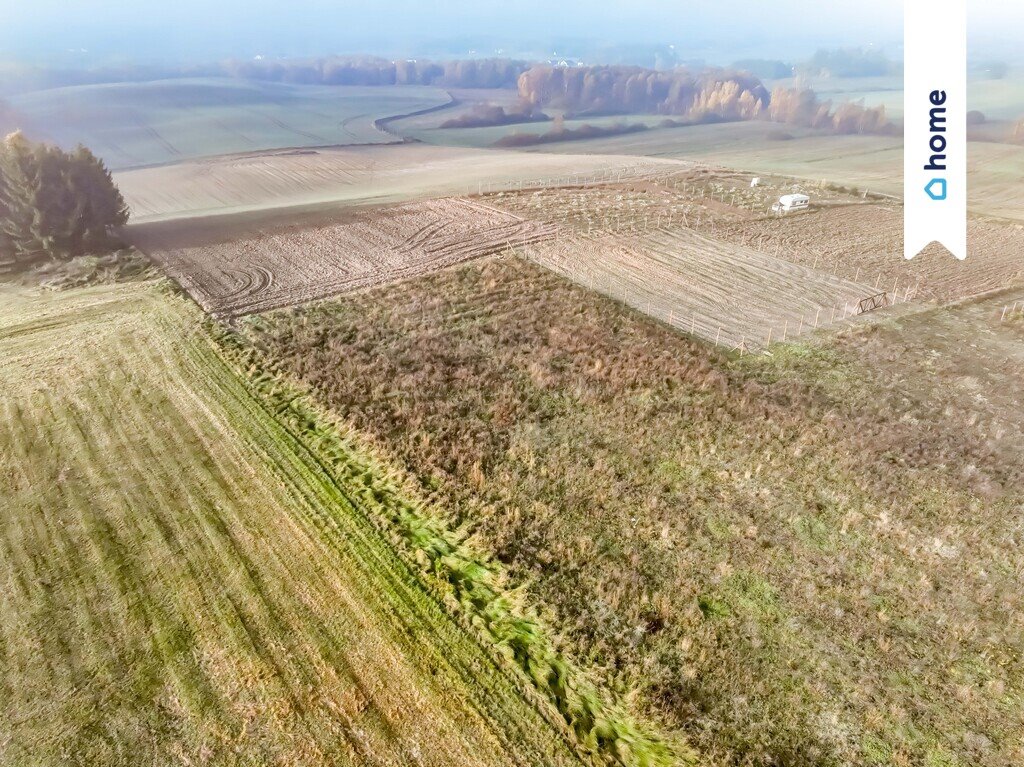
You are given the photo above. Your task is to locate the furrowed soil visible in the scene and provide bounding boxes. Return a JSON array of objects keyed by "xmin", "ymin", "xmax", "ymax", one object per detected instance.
[
  {"xmin": 240, "ymin": 256, "xmax": 1024, "ymax": 767},
  {"xmin": 0, "ymin": 281, "xmax": 584, "ymax": 767},
  {"xmin": 131, "ymin": 197, "xmax": 553, "ymax": 317},
  {"xmin": 491, "ymin": 176, "xmax": 1024, "ymax": 308}
]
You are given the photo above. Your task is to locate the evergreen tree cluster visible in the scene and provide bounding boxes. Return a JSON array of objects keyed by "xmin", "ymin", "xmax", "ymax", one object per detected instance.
[{"xmin": 0, "ymin": 132, "xmax": 129, "ymax": 268}]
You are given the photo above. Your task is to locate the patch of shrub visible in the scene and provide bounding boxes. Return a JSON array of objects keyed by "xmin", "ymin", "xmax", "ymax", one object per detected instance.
[
  {"xmin": 25, "ymin": 249, "xmax": 153, "ymax": 289},
  {"xmin": 439, "ymin": 103, "xmax": 549, "ymax": 129},
  {"xmin": 494, "ymin": 121, "xmax": 648, "ymax": 147},
  {"xmin": 0, "ymin": 132, "xmax": 128, "ymax": 272}
]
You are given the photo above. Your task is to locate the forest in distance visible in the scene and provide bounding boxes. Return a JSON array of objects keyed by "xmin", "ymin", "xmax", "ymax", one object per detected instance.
[{"xmin": 0, "ymin": 47, "xmax": 986, "ymax": 139}]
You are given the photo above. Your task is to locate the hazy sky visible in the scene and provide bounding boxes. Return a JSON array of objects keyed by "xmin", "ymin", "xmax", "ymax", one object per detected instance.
[{"xmin": 0, "ymin": 1, "xmax": 1019, "ymax": 66}]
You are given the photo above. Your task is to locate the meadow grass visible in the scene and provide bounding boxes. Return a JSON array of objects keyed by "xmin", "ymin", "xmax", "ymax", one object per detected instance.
[
  {"xmin": 240, "ymin": 256, "xmax": 1024, "ymax": 767},
  {"xmin": 0, "ymin": 280, "xmax": 594, "ymax": 766}
]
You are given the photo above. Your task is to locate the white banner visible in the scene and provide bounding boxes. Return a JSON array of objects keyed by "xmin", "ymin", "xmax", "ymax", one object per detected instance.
[{"xmin": 904, "ymin": 0, "xmax": 967, "ymax": 260}]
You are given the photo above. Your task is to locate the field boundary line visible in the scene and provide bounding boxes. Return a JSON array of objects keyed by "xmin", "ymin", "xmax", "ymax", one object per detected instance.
[{"xmin": 209, "ymin": 321, "xmax": 694, "ymax": 767}]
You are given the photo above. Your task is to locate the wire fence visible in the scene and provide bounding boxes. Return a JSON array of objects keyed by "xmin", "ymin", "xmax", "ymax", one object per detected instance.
[
  {"xmin": 504, "ymin": 231, "xmax": 920, "ymax": 356},
  {"xmin": 556, "ymin": 261, "xmax": 919, "ymax": 356},
  {"xmin": 998, "ymin": 300, "xmax": 1023, "ymax": 322}
]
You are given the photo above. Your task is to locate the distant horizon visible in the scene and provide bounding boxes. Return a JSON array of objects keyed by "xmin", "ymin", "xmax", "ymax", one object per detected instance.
[
  {"xmin": 1, "ymin": 2, "xmax": 1021, "ymax": 80},
  {"xmin": 0, "ymin": 1, "xmax": 909, "ymax": 69}
]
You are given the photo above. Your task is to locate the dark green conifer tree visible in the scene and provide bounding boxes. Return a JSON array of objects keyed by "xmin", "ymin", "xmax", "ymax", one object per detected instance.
[{"xmin": 0, "ymin": 132, "xmax": 129, "ymax": 267}]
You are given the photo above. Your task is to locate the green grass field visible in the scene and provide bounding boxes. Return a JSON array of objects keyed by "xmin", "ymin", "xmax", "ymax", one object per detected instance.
[
  {"xmin": 0, "ymin": 281, "xmax": 588, "ymax": 767},
  {"xmin": 10, "ymin": 78, "xmax": 451, "ymax": 169}
]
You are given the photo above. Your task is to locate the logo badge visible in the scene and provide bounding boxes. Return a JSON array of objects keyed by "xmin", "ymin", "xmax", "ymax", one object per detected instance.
[{"xmin": 925, "ymin": 178, "xmax": 947, "ymax": 201}]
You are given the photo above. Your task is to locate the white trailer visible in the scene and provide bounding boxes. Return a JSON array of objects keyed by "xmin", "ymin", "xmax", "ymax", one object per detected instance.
[{"xmin": 771, "ymin": 193, "xmax": 810, "ymax": 214}]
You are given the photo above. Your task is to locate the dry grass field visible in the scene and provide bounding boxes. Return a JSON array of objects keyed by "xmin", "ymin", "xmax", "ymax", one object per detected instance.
[
  {"xmin": 10, "ymin": 78, "xmax": 451, "ymax": 169},
  {"xmin": 493, "ymin": 176, "xmax": 1024, "ymax": 311},
  {"xmin": 525, "ymin": 121, "xmax": 1024, "ymax": 223},
  {"xmin": 239, "ymin": 256, "xmax": 1024, "ymax": 767},
  {"xmin": 0, "ymin": 282, "xmax": 586, "ymax": 767},
  {"xmin": 718, "ymin": 205, "xmax": 1024, "ymax": 303},
  {"xmin": 114, "ymin": 143, "xmax": 676, "ymax": 222},
  {"xmin": 132, "ymin": 198, "xmax": 552, "ymax": 316},
  {"xmin": 520, "ymin": 229, "xmax": 876, "ymax": 349}
]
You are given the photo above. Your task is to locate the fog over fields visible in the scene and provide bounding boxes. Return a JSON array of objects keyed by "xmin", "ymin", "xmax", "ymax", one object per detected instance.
[{"xmin": 4, "ymin": 4, "xmax": 1024, "ymax": 767}]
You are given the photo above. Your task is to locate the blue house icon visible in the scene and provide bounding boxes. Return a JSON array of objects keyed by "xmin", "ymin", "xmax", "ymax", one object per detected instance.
[{"xmin": 925, "ymin": 178, "xmax": 947, "ymax": 200}]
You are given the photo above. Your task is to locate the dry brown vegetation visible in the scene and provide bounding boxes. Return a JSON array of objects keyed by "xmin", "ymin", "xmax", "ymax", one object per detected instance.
[
  {"xmin": 517, "ymin": 65, "xmax": 768, "ymax": 122},
  {"xmin": 134, "ymin": 198, "xmax": 551, "ymax": 317},
  {"xmin": 489, "ymin": 172, "xmax": 1024, "ymax": 306},
  {"xmin": 239, "ymin": 256, "xmax": 1023, "ymax": 767},
  {"xmin": 494, "ymin": 122, "xmax": 650, "ymax": 148},
  {"xmin": 439, "ymin": 103, "xmax": 549, "ymax": 129},
  {"xmin": 764, "ymin": 87, "xmax": 894, "ymax": 135},
  {"xmin": 519, "ymin": 229, "xmax": 875, "ymax": 348}
]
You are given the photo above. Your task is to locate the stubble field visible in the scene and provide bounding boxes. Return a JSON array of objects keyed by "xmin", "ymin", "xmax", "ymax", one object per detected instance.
[
  {"xmin": 0, "ymin": 281, "xmax": 584, "ymax": 767},
  {"xmin": 493, "ymin": 176, "xmax": 1024, "ymax": 314},
  {"xmin": 520, "ymin": 229, "xmax": 876, "ymax": 349},
  {"xmin": 717, "ymin": 205, "xmax": 1024, "ymax": 302}
]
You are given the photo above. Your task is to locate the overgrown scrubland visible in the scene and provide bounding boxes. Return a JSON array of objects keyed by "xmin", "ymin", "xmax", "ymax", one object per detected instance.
[{"xmin": 240, "ymin": 256, "xmax": 1023, "ymax": 767}]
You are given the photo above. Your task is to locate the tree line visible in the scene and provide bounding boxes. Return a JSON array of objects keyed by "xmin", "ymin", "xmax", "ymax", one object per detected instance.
[
  {"xmin": 512, "ymin": 66, "xmax": 893, "ymax": 135},
  {"xmin": 0, "ymin": 132, "xmax": 128, "ymax": 269},
  {"xmin": 224, "ymin": 56, "xmax": 530, "ymax": 88},
  {"xmin": 516, "ymin": 65, "xmax": 770, "ymax": 122},
  {"xmin": 0, "ymin": 57, "xmax": 531, "ymax": 93},
  {"xmin": 764, "ymin": 87, "xmax": 895, "ymax": 135},
  {"xmin": 797, "ymin": 47, "xmax": 902, "ymax": 78}
]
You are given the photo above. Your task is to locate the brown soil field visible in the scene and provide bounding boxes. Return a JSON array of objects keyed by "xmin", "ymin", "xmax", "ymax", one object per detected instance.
[
  {"xmin": 133, "ymin": 197, "xmax": 553, "ymax": 317},
  {"xmin": 492, "ymin": 176, "xmax": 1024, "ymax": 306},
  {"xmin": 238, "ymin": 257, "xmax": 1024, "ymax": 767},
  {"xmin": 523, "ymin": 121, "xmax": 1024, "ymax": 223},
  {"xmin": 718, "ymin": 206, "xmax": 1024, "ymax": 302},
  {"xmin": 521, "ymin": 229, "xmax": 879, "ymax": 349},
  {"xmin": 115, "ymin": 143, "xmax": 678, "ymax": 223}
]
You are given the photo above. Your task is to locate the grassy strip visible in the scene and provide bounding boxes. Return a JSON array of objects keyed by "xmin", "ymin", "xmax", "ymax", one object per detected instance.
[{"xmin": 211, "ymin": 322, "xmax": 692, "ymax": 767}]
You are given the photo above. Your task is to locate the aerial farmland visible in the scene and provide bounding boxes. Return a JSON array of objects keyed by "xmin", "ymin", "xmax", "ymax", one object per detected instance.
[{"xmin": 2, "ymin": 9, "xmax": 1024, "ymax": 767}]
